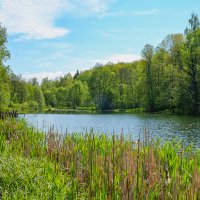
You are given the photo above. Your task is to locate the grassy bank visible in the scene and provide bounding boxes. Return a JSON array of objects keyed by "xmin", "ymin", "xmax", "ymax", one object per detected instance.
[{"xmin": 0, "ymin": 119, "xmax": 199, "ymax": 199}]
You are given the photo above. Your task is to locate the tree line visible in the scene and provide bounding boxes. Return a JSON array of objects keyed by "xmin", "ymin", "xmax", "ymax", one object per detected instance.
[{"xmin": 1, "ymin": 13, "xmax": 200, "ymax": 114}]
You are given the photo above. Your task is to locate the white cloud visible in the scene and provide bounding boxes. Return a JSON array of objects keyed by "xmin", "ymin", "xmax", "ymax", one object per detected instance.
[
  {"xmin": 0, "ymin": 0, "xmax": 113, "ymax": 40},
  {"xmin": 23, "ymin": 71, "xmax": 68, "ymax": 83},
  {"xmin": 96, "ymin": 54, "xmax": 141, "ymax": 64},
  {"xmin": 67, "ymin": 0, "xmax": 113, "ymax": 16},
  {"xmin": 0, "ymin": 0, "xmax": 69, "ymax": 39},
  {"xmin": 99, "ymin": 9, "xmax": 159, "ymax": 18}
]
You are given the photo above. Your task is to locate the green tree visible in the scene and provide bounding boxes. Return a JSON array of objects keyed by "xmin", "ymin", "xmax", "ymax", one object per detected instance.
[
  {"xmin": 43, "ymin": 90, "xmax": 57, "ymax": 107},
  {"xmin": 183, "ymin": 13, "xmax": 200, "ymax": 114},
  {"xmin": 142, "ymin": 44, "xmax": 155, "ymax": 112},
  {"xmin": 0, "ymin": 23, "xmax": 10, "ymax": 108},
  {"xmin": 56, "ymin": 87, "xmax": 68, "ymax": 108},
  {"xmin": 10, "ymin": 73, "xmax": 28, "ymax": 104},
  {"xmin": 29, "ymin": 77, "xmax": 39, "ymax": 86},
  {"xmin": 68, "ymin": 81, "xmax": 88, "ymax": 108},
  {"xmin": 73, "ymin": 70, "xmax": 80, "ymax": 80},
  {"xmin": 57, "ymin": 73, "xmax": 73, "ymax": 87},
  {"xmin": 0, "ymin": 66, "xmax": 10, "ymax": 108},
  {"xmin": 33, "ymin": 86, "xmax": 45, "ymax": 109},
  {"xmin": 162, "ymin": 34, "xmax": 186, "ymax": 113},
  {"xmin": 89, "ymin": 66, "xmax": 117, "ymax": 110}
]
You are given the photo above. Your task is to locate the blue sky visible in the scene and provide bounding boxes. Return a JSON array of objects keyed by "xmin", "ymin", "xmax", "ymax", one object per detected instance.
[{"xmin": 0, "ymin": 0, "xmax": 199, "ymax": 81}]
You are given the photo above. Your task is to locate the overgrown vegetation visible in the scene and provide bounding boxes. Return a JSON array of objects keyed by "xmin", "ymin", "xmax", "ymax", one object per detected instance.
[
  {"xmin": 0, "ymin": 118, "xmax": 199, "ymax": 199},
  {"xmin": 1, "ymin": 14, "xmax": 200, "ymax": 114}
]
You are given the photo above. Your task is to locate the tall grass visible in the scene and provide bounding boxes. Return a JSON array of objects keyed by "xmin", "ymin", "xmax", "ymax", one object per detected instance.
[{"xmin": 0, "ymin": 118, "xmax": 200, "ymax": 199}]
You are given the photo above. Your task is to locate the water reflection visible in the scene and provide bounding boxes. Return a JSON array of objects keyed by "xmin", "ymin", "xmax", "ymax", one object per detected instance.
[{"xmin": 20, "ymin": 113, "xmax": 200, "ymax": 148}]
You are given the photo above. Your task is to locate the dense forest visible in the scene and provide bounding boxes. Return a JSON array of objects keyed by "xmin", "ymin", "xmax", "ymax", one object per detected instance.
[{"xmin": 1, "ymin": 13, "xmax": 200, "ymax": 115}]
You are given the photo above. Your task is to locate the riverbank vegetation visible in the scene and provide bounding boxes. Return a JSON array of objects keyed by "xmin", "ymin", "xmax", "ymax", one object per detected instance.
[
  {"xmin": 1, "ymin": 14, "xmax": 200, "ymax": 114},
  {"xmin": 0, "ymin": 118, "xmax": 199, "ymax": 199}
]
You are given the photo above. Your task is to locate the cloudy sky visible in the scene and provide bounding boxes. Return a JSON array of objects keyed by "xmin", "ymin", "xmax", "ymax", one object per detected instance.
[{"xmin": 0, "ymin": 0, "xmax": 199, "ymax": 81}]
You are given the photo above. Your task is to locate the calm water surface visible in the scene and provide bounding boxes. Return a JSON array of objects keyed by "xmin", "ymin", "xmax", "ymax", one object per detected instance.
[{"xmin": 20, "ymin": 113, "xmax": 200, "ymax": 148}]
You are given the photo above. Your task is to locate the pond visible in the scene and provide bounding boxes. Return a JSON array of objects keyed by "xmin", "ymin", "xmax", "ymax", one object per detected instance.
[{"xmin": 20, "ymin": 113, "xmax": 200, "ymax": 148}]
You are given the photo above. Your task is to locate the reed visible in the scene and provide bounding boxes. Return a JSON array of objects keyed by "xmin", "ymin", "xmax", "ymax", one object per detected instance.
[{"xmin": 0, "ymin": 118, "xmax": 200, "ymax": 199}]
